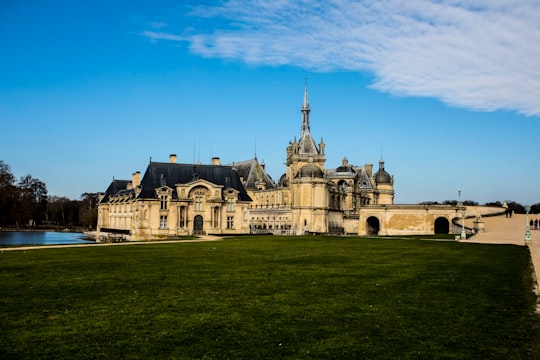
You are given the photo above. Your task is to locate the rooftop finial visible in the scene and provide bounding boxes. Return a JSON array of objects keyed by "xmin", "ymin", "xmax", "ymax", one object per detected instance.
[
  {"xmin": 303, "ymin": 83, "xmax": 309, "ymax": 110},
  {"xmin": 301, "ymin": 79, "xmax": 310, "ymax": 134}
]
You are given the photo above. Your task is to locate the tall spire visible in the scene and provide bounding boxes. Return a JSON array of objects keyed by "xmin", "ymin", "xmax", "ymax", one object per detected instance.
[
  {"xmin": 301, "ymin": 85, "xmax": 310, "ymax": 133},
  {"xmin": 297, "ymin": 84, "xmax": 319, "ymax": 155}
]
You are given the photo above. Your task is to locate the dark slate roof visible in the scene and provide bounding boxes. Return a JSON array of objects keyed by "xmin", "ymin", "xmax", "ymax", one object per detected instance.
[
  {"xmin": 374, "ymin": 160, "xmax": 393, "ymax": 185},
  {"xmin": 233, "ymin": 158, "xmax": 276, "ymax": 190},
  {"xmin": 137, "ymin": 162, "xmax": 252, "ymax": 201},
  {"xmin": 278, "ymin": 173, "xmax": 289, "ymax": 187},
  {"xmin": 374, "ymin": 169, "xmax": 392, "ymax": 184},
  {"xmin": 333, "ymin": 157, "xmax": 355, "ymax": 174},
  {"xmin": 298, "ymin": 131, "xmax": 320, "ymax": 155},
  {"xmin": 298, "ymin": 164, "xmax": 324, "ymax": 178},
  {"xmin": 355, "ymin": 168, "xmax": 374, "ymax": 189},
  {"xmin": 99, "ymin": 179, "xmax": 132, "ymax": 203}
]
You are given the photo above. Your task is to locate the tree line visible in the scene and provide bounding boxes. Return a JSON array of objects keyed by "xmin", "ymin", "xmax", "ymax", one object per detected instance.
[
  {"xmin": 0, "ymin": 160, "xmax": 98, "ymax": 229},
  {"xmin": 418, "ymin": 200, "xmax": 540, "ymax": 214}
]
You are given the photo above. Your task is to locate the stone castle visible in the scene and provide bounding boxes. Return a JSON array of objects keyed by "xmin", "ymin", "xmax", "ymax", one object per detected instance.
[{"xmin": 97, "ymin": 86, "xmax": 466, "ymax": 240}]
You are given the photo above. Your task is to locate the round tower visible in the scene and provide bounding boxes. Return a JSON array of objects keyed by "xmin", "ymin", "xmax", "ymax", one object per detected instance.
[{"xmin": 373, "ymin": 159, "xmax": 394, "ymax": 204}]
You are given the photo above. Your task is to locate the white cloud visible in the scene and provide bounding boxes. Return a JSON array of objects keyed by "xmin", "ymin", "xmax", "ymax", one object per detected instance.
[
  {"xmin": 141, "ymin": 31, "xmax": 185, "ymax": 42},
  {"xmin": 149, "ymin": 22, "xmax": 168, "ymax": 29},
  {"xmin": 142, "ymin": 0, "xmax": 540, "ymax": 116}
]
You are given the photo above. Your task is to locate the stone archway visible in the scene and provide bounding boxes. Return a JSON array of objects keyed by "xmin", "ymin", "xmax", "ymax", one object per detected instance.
[
  {"xmin": 434, "ymin": 217, "xmax": 450, "ymax": 234},
  {"xmin": 193, "ymin": 215, "xmax": 204, "ymax": 235},
  {"xmin": 366, "ymin": 216, "xmax": 380, "ymax": 236}
]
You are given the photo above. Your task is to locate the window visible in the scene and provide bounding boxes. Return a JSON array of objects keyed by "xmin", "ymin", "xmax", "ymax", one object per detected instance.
[
  {"xmin": 191, "ymin": 187, "xmax": 208, "ymax": 212},
  {"xmin": 213, "ymin": 207, "xmax": 219, "ymax": 228},
  {"xmin": 227, "ymin": 198, "xmax": 234, "ymax": 212},
  {"xmin": 178, "ymin": 206, "xmax": 186, "ymax": 228},
  {"xmin": 227, "ymin": 216, "xmax": 234, "ymax": 229},
  {"xmin": 160, "ymin": 215, "xmax": 168, "ymax": 229},
  {"xmin": 195, "ymin": 196, "xmax": 203, "ymax": 211},
  {"xmin": 160, "ymin": 195, "xmax": 168, "ymax": 210}
]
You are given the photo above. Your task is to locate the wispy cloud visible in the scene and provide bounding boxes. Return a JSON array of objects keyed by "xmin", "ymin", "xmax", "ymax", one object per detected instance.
[
  {"xmin": 142, "ymin": 0, "xmax": 540, "ymax": 116},
  {"xmin": 141, "ymin": 31, "xmax": 185, "ymax": 42},
  {"xmin": 149, "ymin": 22, "xmax": 168, "ymax": 29}
]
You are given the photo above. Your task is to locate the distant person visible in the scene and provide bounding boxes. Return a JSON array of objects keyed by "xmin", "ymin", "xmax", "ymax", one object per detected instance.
[
  {"xmin": 530, "ymin": 219, "xmax": 534, "ymax": 229},
  {"xmin": 535, "ymin": 219, "xmax": 539, "ymax": 230}
]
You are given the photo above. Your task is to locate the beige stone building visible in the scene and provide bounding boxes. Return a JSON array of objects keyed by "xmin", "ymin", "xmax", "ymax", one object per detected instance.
[{"xmin": 98, "ymin": 86, "xmax": 483, "ymax": 240}]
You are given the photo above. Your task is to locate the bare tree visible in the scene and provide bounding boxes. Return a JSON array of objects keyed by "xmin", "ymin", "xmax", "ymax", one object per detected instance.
[
  {"xmin": 0, "ymin": 161, "xmax": 16, "ymax": 227},
  {"xmin": 17, "ymin": 175, "xmax": 48, "ymax": 227},
  {"xmin": 79, "ymin": 192, "xmax": 99, "ymax": 229}
]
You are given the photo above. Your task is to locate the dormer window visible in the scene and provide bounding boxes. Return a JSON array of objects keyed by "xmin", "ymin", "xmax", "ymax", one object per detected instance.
[
  {"xmin": 160, "ymin": 195, "xmax": 168, "ymax": 210},
  {"xmin": 156, "ymin": 186, "xmax": 173, "ymax": 210}
]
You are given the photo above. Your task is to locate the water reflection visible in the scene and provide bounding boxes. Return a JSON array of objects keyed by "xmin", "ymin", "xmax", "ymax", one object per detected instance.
[{"xmin": 0, "ymin": 231, "xmax": 94, "ymax": 246}]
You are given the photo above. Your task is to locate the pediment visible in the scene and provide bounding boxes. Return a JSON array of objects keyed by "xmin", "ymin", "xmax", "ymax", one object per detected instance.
[
  {"xmin": 155, "ymin": 185, "xmax": 173, "ymax": 194},
  {"xmin": 178, "ymin": 178, "xmax": 223, "ymax": 190}
]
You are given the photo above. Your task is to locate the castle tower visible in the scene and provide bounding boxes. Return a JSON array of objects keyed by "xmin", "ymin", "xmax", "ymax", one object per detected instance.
[
  {"xmin": 373, "ymin": 158, "xmax": 395, "ymax": 204},
  {"xmin": 286, "ymin": 86, "xmax": 326, "ymax": 173},
  {"xmin": 286, "ymin": 85, "xmax": 328, "ymax": 234}
]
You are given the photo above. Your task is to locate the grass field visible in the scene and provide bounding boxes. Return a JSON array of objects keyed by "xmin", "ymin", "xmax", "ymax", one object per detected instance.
[{"xmin": 1, "ymin": 236, "xmax": 539, "ymax": 359}]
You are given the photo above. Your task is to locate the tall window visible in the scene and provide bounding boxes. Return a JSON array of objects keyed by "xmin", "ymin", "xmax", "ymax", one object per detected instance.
[
  {"xmin": 195, "ymin": 196, "xmax": 203, "ymax": 211},
  {"xmin": 160, "ymin": 215, "xmax": 168, "ymax": 229},
  {"xmin": 160, "ymin": 195, "xmax": 168, "ymax": 210},
  {"xmin": 227, "ymin": 216, "xmax": 234, "ymax": 229},
  {"xmin": 227, "ymin": 198, "xmax": 234, "ymax": 212},
  {"xmin": 178, "ymin": 206, "xmax": 186, "ymax": 228},
  {"xmin": 213, "ymin": 207, "xmax": 219, "ymax": 228}
]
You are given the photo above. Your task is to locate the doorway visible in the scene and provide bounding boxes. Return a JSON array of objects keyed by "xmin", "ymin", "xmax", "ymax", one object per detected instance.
[
  {"xmin": 434, "ymin": 217, "xmax": 450, "ymax": 234},
  {"xmin": 193, "ymin": 215, "xmax": 204, "ymax": 235},
  {"xmin": 366, "ymin": 216, "xmax": 380, "ymax": 235}
]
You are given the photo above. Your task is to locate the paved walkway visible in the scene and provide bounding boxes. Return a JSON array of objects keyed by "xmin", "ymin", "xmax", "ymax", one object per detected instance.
[{"xmin": 462, "ymin": 213, "xmax": 540, "ymax": 310}]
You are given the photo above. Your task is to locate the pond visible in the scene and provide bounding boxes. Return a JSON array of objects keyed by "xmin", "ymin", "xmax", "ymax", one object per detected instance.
[{"xmin": 0, "ymin": 231, "xmax": 94, "ymax": 246}]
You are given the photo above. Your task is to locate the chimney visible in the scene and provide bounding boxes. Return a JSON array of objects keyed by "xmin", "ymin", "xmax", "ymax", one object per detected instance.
[
  {"xmin": 132, "ymin": 171, "xmax": 141, "ymax": 188},
  {"xmin": 169, "ymin": 154, "xmax": 177, "ymax": 164},
  {"xmin": 212, "ymin": 157, "xmax": 221, "ymax": 166},
  {"xmin": 365, "ymin": 163, "xmax": 373, "ymax": 177}
]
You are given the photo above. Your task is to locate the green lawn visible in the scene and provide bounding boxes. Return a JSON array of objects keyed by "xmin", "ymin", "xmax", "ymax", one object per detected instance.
[{"xmin": 1, "ymin": 236, "xmax": 539, "ymax": 359}]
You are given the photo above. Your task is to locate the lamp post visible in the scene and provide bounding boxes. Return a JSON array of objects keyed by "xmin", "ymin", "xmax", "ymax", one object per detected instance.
[
  {"xmin": 458, "ymin": 189, "xmax": 466, "ymax": 240},
  {"xmin": 524, "ymin": 204, "xmax": 531, "ymax": 244}
]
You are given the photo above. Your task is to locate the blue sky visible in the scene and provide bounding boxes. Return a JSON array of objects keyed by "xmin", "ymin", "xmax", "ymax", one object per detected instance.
[{"xmin": 1, "ymin": 0, "xmax": 539, "ymax": 205}]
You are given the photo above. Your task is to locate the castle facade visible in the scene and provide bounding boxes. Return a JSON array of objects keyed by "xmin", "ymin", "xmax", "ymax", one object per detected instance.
[{"xmin": 97, "ymin": 87, "xmax": 465, "ymax": 240}]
